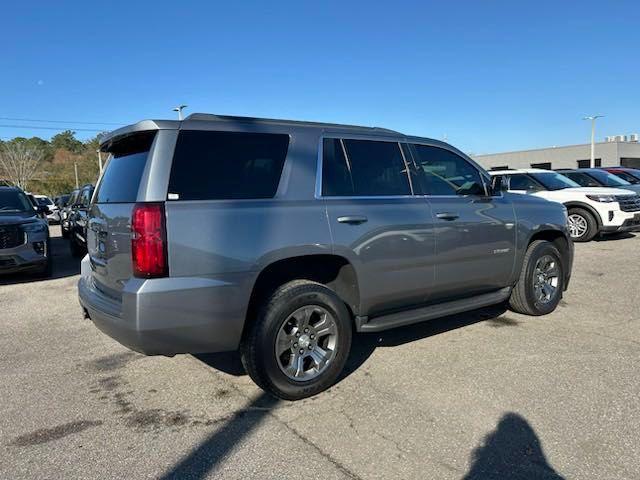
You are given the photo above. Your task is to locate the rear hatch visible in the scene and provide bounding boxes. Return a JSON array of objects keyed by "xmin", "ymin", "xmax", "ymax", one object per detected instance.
[{"xmin": 87, "ymin": 131, "xmax": 158, "ymax": 300}]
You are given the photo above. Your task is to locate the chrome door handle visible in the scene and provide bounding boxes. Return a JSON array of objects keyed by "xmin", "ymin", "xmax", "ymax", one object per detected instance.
[
  {"xmin": 436, "ymin": 212, "xmax": 459, "ymax": 221},
  {"xmin": 337, "ymin": 215, "xmax": 368, "ymax": 225}
]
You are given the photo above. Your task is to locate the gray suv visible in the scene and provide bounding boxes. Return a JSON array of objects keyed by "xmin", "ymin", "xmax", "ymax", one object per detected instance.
[{"xmin": 79, "ymin": 114, "xmax": 573, "ymax": 400}]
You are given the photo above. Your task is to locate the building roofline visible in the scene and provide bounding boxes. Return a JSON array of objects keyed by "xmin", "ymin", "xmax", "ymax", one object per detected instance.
[{"xmin": 473, "ymin": 140, "xmax": 639, "ymax": 158}]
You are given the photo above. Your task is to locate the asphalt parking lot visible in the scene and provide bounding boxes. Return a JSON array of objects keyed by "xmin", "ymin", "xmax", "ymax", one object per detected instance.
[{"xmin": 1, "ymin": 226, "xmax": 639, "ymax": 479}]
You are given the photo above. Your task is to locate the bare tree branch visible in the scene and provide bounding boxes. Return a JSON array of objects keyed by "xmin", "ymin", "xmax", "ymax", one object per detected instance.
[{"xmin": 0, "ymin": 142, "xmax": 45, "ymax": 191}]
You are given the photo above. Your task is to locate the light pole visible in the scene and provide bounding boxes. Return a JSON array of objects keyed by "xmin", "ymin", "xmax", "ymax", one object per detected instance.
[
  {"xmin": 74, "ymin": 162, "xmax": 79, "ymax": 189},
  {"xmin": 172, "ymin": 104, "xmax": 188, "ymax": 120},
  {"xmin": 583, "ymin": 115, "xmax": 604, "ymax": 168}
]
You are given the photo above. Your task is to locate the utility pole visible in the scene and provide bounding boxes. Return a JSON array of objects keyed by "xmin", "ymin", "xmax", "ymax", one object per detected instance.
[
  {"xmin": 583, "ymin": 115, "xmax": 604, "ymax": 168},
  {"xmin": 172, "ymin": 104, "xmax": 188, "ymax": 120},
  {"xmin": 74, "ymin": 162, "xmax": 79, "ymax": 188},
  {"xmin": 97, "ymin": 149, "xmax": 103, "ymax": 174}
]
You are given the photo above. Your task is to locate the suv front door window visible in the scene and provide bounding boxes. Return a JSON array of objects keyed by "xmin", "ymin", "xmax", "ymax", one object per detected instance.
[{"xmin": 410, "ymin": 144, "xmax": 516, "ymax": 299}]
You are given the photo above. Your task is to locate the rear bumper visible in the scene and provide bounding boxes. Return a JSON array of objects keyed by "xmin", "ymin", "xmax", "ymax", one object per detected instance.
[{"xmin": 78, "ymin": 257, "xmax": 251, "ymax": 356}]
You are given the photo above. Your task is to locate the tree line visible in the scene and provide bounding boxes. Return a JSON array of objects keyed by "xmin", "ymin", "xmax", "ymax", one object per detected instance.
[{"xmin": 0, "ymin": 130, "xmax": 104, "ymax": 196}]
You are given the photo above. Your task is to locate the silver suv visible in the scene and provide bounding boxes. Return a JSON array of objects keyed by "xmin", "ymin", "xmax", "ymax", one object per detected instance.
[{"xmin": 79, "ymin": 114, "xmax": 574, "ymax": 400}]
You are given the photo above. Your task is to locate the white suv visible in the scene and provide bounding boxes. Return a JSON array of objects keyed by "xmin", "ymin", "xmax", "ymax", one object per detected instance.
[{"xmin": 490, "ymin": 169, "xmax": 640, "ymax": 241}]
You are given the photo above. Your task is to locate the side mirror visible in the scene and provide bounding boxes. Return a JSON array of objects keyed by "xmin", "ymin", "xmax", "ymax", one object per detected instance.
[
  {"xmin": 457, "ymin": 181, "xmax": 486, "ymax": 196},
  {"xmin": 490, "ymin": 176, "xmax": 504, "ymax": 195}
]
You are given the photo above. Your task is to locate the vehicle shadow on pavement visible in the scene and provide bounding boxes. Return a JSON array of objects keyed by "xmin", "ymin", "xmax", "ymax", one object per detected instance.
[
  {"xmin": 195, "ymin": 304, "xmax": 510, "ymax": 386},
  {"xmin": 339, "ymin": 303, "xmax": 509, "ymax": 383},
  {"xmin": 158, "ymin": 391, "xmax": 279, "ymax": 480},
  {"xmin": 594, "ymin": 232, "xmax": 636, "ymax": 242},
  {"xmin": 0, "ymin": 234, "xmax": 80, "ymax": 286},
  {"xmin": 463, "ymin": 412, "xmax": 565, "ymax": 479}
]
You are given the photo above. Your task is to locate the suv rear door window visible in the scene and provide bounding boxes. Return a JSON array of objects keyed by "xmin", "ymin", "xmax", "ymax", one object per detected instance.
[
  {"xmin": 322, "ymin": 139, "xmax": 411, "ymax": 196},
  {"xmin": 95, "ymin": 131, "xmax": 156, "ymax": 203},
  {"xmin": 168, "ymin": 130, "xmax": 290, "ymax": 200}
]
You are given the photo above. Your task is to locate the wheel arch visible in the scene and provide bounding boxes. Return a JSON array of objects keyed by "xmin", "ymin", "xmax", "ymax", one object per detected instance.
[
  {"xmin": 524, "ymin": 228, "xmax": 573, "ymax": 291},
  {"xmin": 563, "ymin": 201, "xmax": 602, "ymax": 228},
  {"xmin": 242, "ymin": 254, "xmax": 361, "ymax": 340}
]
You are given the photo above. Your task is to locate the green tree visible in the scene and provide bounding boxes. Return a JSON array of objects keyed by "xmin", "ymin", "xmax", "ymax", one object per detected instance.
[{"xmin": 51, "ymin": 130, "xmax": 83, "ymax": 153}]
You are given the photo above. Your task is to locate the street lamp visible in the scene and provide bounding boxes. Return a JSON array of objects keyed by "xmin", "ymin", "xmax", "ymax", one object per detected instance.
[
  {"xmin": 583, "ymin": 115, "xmax": 604, "ymax": 168},
  {"xmin": 172, "ymin": 105, "xmax": 188, "ymax": 120}
]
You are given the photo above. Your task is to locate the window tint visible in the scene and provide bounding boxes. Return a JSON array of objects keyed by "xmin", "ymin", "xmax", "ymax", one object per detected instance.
[
  {"xmin": 411, "ymin": 145, "xmax": 483, "ymax": 195},
  {"xmin": 169, "ymin": 130, "xmax": 289, "ymax": 200},
  {"xmin": 322, "ymin": 139, "xmax": 411, "ymax": 196},
  {"xmin": 322, "ymin": 139, "xmax": 353, "ymax": 196},
  {"xmin": 508, "ymin": 174, "xmax": 541, "ymax": 191},
  {"xmin": 95, "ymin": 131, "xmax": 156, "ymax": 203}
]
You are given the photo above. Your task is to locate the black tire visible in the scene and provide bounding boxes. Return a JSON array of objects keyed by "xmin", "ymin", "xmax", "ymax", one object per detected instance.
[
  {"xmin": 69, "ymin": 236, "xmax": 85, "ymax": 258},
  {"xmin": 240, "ymin": 280, "xmax": 353, "ymax": 401},
  {"xmin": 61, "ymin": 227, "xmax": 69, "ymax": 239},
  {"xmin": 567, "ymin": 207, "xmax": 598, "ymax": 242},
  {"xmin": 508, "ymin": 240, "xmax": 564, "ymax": 316}
]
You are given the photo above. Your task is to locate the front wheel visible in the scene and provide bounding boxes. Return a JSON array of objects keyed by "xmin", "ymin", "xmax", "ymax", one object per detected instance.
[
  {"xmin": 567, "ymin": 207, "xmax": 597, "ymax": 242},
  {"xmin": 240, "ymin": 280, "xmax": 352, "ymax": 400},
  {"xmin": 508, "ymin": 240, "xmax": 564, "ymax": 316}
]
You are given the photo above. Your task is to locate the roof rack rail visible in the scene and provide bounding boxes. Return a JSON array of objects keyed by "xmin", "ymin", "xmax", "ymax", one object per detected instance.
[{"xmin": 183, "ymin": 113, "xmax": 401, "ymax": 134}]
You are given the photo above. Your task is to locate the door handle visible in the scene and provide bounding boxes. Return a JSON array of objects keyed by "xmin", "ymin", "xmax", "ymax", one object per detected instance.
[
  {"xmin": 436, "ymin": 212, "xmax": 459, "ymax": 221},
  {"xmin": 337, "ymin": 215, "xmax": 368, "ymax": 225}
]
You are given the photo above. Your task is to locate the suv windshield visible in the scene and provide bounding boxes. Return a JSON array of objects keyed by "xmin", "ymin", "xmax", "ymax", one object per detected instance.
[
  {"xmin": 36, "ymin": 197, "xmax": 53, "ymax": 206},
  {"xmin": 530, "ymin": 172, "xmax": 580, "ymax": 190},
  {"xmin": 610, "ymin": 170, "xmax": 640, "ymax": 184},
  {"xmin": 0, "ymin": 189, "xmax": 34, "ymax": 213},
  {"xmin": 586, "ymin": 170, "xmax": 631, "ymax": 187}
]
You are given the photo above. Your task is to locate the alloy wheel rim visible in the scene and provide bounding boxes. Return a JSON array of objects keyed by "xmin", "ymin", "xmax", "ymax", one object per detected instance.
[
  {"xmin": 533, "ymin": 254, "xmax": 560, "ymax": 304},
  {"xmin": 567, "ymin": 214, "xmax": 588, "ymax": 238},
  {"xmin": 275, "ymin": 305, "xmax": 338, "ymax": 381}
]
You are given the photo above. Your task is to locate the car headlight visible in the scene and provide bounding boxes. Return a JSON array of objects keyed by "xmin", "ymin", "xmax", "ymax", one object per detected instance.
[
  {"xmin": 21, "ymin": 222, "xmax": 46, "ymax": 233},
  {"xmin": 586, "ymin": 194, "xmax": 616, "ymax": 203}
]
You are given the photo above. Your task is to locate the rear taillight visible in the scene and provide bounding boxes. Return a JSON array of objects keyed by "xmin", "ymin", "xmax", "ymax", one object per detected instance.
[{"xmin": 131, "ymin": 203, "xmax": 168, "ymax": 278}]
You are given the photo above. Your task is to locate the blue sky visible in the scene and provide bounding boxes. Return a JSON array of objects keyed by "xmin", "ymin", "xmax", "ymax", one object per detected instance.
[{"xmin": 2, "ymin": 0, "xmax": 639, "ymax": 154}]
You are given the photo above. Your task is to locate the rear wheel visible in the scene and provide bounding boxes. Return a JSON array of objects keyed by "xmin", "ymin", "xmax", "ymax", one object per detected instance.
[
  {"xmin": 240, "ymin": 280, "xmax": 352, "ymax": 400},
  {"xmin": 567, "ymin": 207, "xmax": 597, "ymax": 242},
  {"xmin": 509, "ymin": 240, "xmax": 564, "ymax": 316}
]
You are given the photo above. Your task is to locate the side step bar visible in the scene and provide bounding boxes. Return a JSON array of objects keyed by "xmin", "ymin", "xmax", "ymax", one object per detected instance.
[{"xmin": 356, "ymin": 287, "xmax": 511, "ymax": 333}]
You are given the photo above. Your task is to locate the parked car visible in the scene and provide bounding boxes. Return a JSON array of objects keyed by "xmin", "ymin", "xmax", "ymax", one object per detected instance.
[
  {"xmin": 556, "ymin": 168, "xmax": 640, "ymax": 195},
  {"xmin": 33, "ymin": 195, "xmax": 60, "ymax": 224},
  {"xmin": 601, "ymin": 167, "xmax": 640, "ymax": 185},
  {"xmin": 79, "ymin": 114, "xmax": 574, "ymax": 400},
  {"xmin": 67, "ymin": 184, "xmax": 94, "ymax": 257},
  {"xmin": 60, "ymin": 189, "xmax": 80, "ymax": 239},
  {"xmin": 54, "ymin": 194, "xmax": 70, "ymax": 211},
  {"xmin": 0, "ymin": 186, "xmax": 52, "ymax": 276},
  {"xmin": 491, "ymin": 169, "xmax": 640, "ymax": 241}
]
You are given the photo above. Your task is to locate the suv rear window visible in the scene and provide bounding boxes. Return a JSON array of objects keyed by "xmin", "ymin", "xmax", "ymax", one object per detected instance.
[
  {"xmin": 168, "ymin": 130, "xmax": 290, "ymax": 200},
  {"xmin": 94, "ymin": 131, "xmax": 156, "ymax": 203}
]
